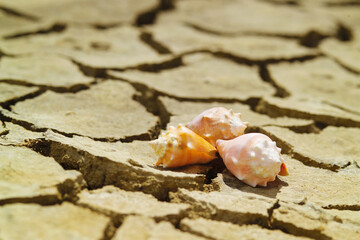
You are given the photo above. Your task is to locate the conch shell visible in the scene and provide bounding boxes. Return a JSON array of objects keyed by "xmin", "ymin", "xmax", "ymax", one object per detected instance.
[
  {"xmin": 150, "ymin": 124, "xmax": 217, "ymax": 168},
  {"xmin": 187, "ymin": 107, "xmax": 248, "ymax": 146},
  {"xmin": 216, "ymin": 133, "xmax": 289, "ymax": 187}
]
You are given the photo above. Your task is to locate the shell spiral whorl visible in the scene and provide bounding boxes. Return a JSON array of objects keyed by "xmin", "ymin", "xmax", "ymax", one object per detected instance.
[
  {"xmin": 187, "ymin": 107, "xmax": 248, "ymax": 146},
  {"xmin": 216, "ymin": 133, "xmax": 288, "ymax": 187},
  {"xmin": 150, "ymin": 124, "xmax": 217, "ymax": 168}
]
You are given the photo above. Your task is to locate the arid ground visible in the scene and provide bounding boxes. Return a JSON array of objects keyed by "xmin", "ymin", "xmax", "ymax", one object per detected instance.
[{"xmin": 0, "ymin": 0, "xmax": 360, "ymax": 239}]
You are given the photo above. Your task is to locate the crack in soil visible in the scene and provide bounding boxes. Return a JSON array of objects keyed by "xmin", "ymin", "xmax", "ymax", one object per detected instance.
[
  {"xmin": 0, "ymin": 78, "xmax": 99, "ymax": 94},
  {"xmin": 4, "ymin": 23, "xmax": 66, "ymax": 40},
  {"xmin": 322, "ymin": 204, "xmax": 360, "ymax": 211},
  {"xmin": 1, "ymin": 113, "xmax": 155, "ymax": 144},
  {"xmin": 72, "ymin": 56, "xmax": 183, "ymax": 78},
  {"xmin": 325, "ymin": 55, "xmax": 360, "ymax": 75},
  {"xmin": 335, "ymin": 23, "xmax": 353, "ymax": 41},
  {"xmin": 0, "ymin": 128, "xmax": 9, "ymax": 137},
  {"xmin": 326, "ymin": 1, "xmax": 360, "ymax": 7},
  {"xmin": 267, "ymin": 200, "xmax": 281, "ymax": 227},
  {"xmin": 256, "ymin": 123, "xmax": 320, "ymax": 134},
  {"xmin": 185, "ymin": 22, "xmax": 352, "ymax": 48},
  {"xmin": 322, "ymin": 100, "xmax": 360, "ymax": 116},
  {"xmin": 212, "ymin": 50, "xmax": 321, "ymax": 66},
  {"xmin": 271, "ymin": 217, "xmax": 331, "ymax": 240},
  {"xmin": 140, "ymin": 31, "xmax": 172, "ymax": 54},
  {"xmin": 0, "ymin": 195, "xmax": 60, "ymax": 207},
  {"xmin": 135, "ymin": 0, "xmax": 175, "ymax": 26},
  {"xmin": 0, "ymin": 5, "xmax": 38, "ymax": 21},
  {"xmin": 101, "ymin": 220, "xmax": 117, "ymax": 240},
  {"xmin": 185, "ymin": 22, "xmax": 301, "ymax": 38},
  {"xmin": 0, "ymin": 88, "xmax": 46, "ymax": 111},
  {"xmin": 258, "ymin": 0, "xmax": 300, "ymax": 6},
  {"xmin": 257, "ymin": 98, "xmax": 360, "ymax": 128},
  {"xmin": 258, "ymin": 64, "xmax": 290, "ymax": 98}
]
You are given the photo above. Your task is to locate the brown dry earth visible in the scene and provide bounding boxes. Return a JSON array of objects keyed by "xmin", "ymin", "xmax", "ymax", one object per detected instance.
[{"xmin": 0, "ymin": 0, "xmax": 359, "ymax": 239}]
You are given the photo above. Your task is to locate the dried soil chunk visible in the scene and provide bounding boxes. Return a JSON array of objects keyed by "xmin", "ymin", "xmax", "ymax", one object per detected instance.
[
  {"xmin": 257, "ymin": 96, "xmax": 360, "ymax": 127},
  {"xmin": 180, "ymin": 218, "xmax": 311, "ymax": 240},
  {"xmin": 318, "ymin": 6, "xmax": 360, "ymax": 29},
  {"xmin": 77, "ymin": 186, "xmax": 189, "ymax": 224},
  {"xmin": 0, "ymin": 203, "xmax": 110, "ymax": 240},
  {"xmin": 320, "ymin": 33, "xmax": 360, "ymax": 73},
  {"xmin": 160, "ymin": 96, "xmax": 314, "ymax": 131},
  {"xmin": 44, "ymin": 130, "xmax": 207, "ymax": 200},
  {"xmin": 148, "ymin": 23, "xmax": 317, "ymax": 59},
  {"xmin": 0, "ymin": 124, "xmax": 6, "ymax": 135},
  {"xmin": 324, "ymin": 209, "xmax": 360, "ymax": 226},
  {"xmin": 170, "ymin": 188, "xmax": 276, "ymax": 226},
  {"xmin": 0, "ymin": 55, "xmax": 93, "ymax": 87},
  {"xmin": 10, "ymin": 81, "xmax": 158, "ymax": 139},
  {"xmin": 0, "ymin": 26, "xmax": 170, "ymax": 68},
  {"xmin": 268, "ymin": 58, "xmax": 360, "ymax": 114},
  {"xmin": 157, "ymin": 0, "xmax": 337, "ymax": 36},
  {"xmin": 0, "ymin": 122, "xmax": 43, "ymax": 146},
  {"xmin": 263, "ymin": 126, "xmax": 360, "ymax": 169},
  {"xmin": 114, "ymin": 216, "xmax": 208, "ymax": 240},
  {"xmin": 0, "ymin": 0, "xmax": 158, "ymax": 25},
  {"xmin": 0, "ymin": 83, "xmax": 38, "ymax": 103},
  {"xmin": 272, "ymin": 202, "xmax": 360, "ymax": 240},
  {"xmin": 0, "ymin": 12, "xmax": 52, "ymax": 38},
  {"xmin": 109, "ymin": 53, "xmax": 275, "ymax": 100},
  {"xmin": 0, "ymin": 145, "xmax": 84, "ymax": 205},
  {"xmin": 213, "ymin": 156, "xmax": 360, "ymax": 208}
]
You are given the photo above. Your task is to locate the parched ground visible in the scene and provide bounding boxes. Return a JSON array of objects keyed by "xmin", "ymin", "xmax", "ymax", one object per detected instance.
[{"xmin": 0, "ymin": 0, "xmax": 360, "ymax": 239}]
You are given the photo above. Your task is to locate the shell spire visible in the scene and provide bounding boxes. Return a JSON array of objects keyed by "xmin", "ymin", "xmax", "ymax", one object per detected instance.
[
  {"xmin": 187, "ymin": 107, "xmax": 248, "ymax": 146},
  {"xmin": 150, "ymin": 124, "xmax": 217, "ymax": 168},
  {"xmin": 216, "ymin": 133, "xmax": 288, "ymax": 187}
]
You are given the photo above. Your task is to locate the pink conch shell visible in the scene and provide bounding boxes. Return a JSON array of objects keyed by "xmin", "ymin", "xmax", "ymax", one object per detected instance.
[
  {"xmin": 187, "ymin": 107, "xmax": 248, "ymax": 146},
  {"xmin": 216, "ymin": 133, "xmax": 288, "ymax": 187},
  {"xmin": 150, "ymin": 124, "xmax": 217, "ymax": 168}
]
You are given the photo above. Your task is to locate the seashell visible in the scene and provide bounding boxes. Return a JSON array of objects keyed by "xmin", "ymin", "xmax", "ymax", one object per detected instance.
[
  {"xmin": 216, "ymin": 133, "xmax": 288, "ymax": 187},
  {"xmin": 187, "ymin": 107, "xmax": 248, "ymax": 146},
  {"xmin": 150, "ymin": 124, "xmax": 217, "ymax": 168}
]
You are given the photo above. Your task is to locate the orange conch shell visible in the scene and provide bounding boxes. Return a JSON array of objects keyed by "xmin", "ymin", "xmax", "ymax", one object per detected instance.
[
  {"xmin": 187, "ymin": 107, "xmax": 248, "ymax": 146},
  {"xmin": 216, "ymin": 133, "xmax": 288, "ymax": 187},
  {"xmin": 150, "ymin": 124, "xmax": 217, "ymax": 168}
]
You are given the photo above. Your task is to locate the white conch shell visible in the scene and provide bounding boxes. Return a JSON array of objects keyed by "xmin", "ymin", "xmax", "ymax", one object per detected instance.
[
  {"xmin": 216, "ymin": 133, "xmax": 288, "ymax": 187},
  {"xmin": 187, "ymin": 107, "xmax": 248, "ymax": 146},
  {"xmin": 150, "ymin": 124, "xmax": 217, "ymax": 168}
]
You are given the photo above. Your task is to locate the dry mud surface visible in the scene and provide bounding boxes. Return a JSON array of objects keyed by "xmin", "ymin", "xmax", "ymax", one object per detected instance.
[{"xmin": 0, "ymin": 0, "xmax": 359, "ymax": 239}]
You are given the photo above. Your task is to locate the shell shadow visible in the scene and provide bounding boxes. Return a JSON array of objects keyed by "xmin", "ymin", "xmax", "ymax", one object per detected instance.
[
  {"xmin": 150, "ymin": 157, "xmax": 226, "ymax": 176},
  {"xmin": 221, "ymin": 171, "xmax": 288, "ymax": 199}
]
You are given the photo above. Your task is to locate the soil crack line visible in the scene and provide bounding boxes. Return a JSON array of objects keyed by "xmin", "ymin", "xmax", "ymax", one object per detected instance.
[
  {"xmin": 186, "ymin": 22, "xmax": 351, "ymax": 48},
  {"xmin": 0, "ymin": 88, "xmax": 46, "ymax": 111},
  {"xmin": 258, "ymin": 64, "xmax": 290, "ymax": 98},
  {"xmin": 322, "ymin": 204, "xmax": 360, "ymax": 211},
  {"xmin": 267, "ymin": 200, "xmax": 280, "ymax": 228},
  {"xmin": 326, "ymin": 1, "xmax": 360, "ymax": 7},
  {"xmin": 256, "ymin": 98, "xmax": 360, "ymax": 128},
  {"xmin": 140, "ymin": 31, "xmax": 172, "ymax": 54},
  {"xmin": 0, "ymin": 6, "xmax": 38, "ymax": 21},
  {"xmin": 4, "ymin": 23, "xmax": 66, "ymax": 40},
  {"xmin": 0, "ymin": 79, "xmax": 98, "ymax": 94},
  {"xmin": 135, "ymin": 0, "xmax": 175, "ymax": 26}
]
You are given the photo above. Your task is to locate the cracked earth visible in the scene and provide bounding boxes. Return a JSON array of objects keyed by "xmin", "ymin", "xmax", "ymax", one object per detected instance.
[{"xmin": 0, "ymin": 0, "xmax": 359, "ymax": 239}]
